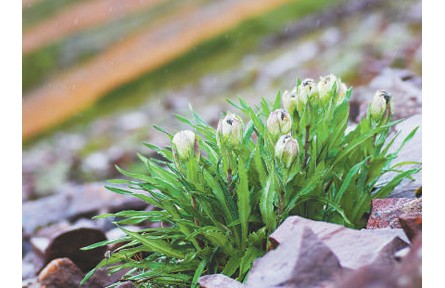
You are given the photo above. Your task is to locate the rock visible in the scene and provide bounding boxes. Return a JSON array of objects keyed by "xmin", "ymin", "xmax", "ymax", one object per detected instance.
[
  {"xmin": 38, "ymin": 258, "xmax": 85, "ymax": 288},
  {"xmin": 116, "ymin": 281, "xmax": 136, "ymax": 288},
  {"xmin": 366, "ymin": 198, "xmax": 422, "ymax": 229},
  {"xmin": 332, "ymin": 264, "xmax": 399, "ymax": 288},
  {"xmin": 332, "ymin": 234, "xmax": 422, "ymax": 288},
  {"xmin": 43, "ymin": 227, "xmax": 107, "ymax": 272},
  {"xmin": 245, "ymin": 226, "xmax": 342, "ymax": 288},
  {"xmin": 270, "ymin": 216, "xmax": 409, "ymax": 270},
  {"xmin": 38, "ymin": 258, "xmax": 114, "ymax": 288},
  {"xmin": 65, "ymin": 183, "xmax": 147, "ymax": 219},
  {"xmin": 396, "ymin": 234, "xmax": 422, "ymax": 286},
  {"xmin": 398, "ymin": 214, "xmax": 422, "ymax": 242},
  {"xmin": 22, "ymin": 182, "xmax": 147, "ymax": 235},
  {"xmin": 199, "ymin": 274, "xmax": 243, "ymax": 288},
  {"xmin": 22, "ymin": 193, "xmax": 71, "ymax": 235}
]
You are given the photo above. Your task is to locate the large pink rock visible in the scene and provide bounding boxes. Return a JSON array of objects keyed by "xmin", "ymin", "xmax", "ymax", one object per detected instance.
[
  {"xmin": 245, "ymin": 226, "xmax": 343, "ymax": 288},
  {"xmin": 270, "ymin": 216, "xmax": 409, "ymax": 270}
]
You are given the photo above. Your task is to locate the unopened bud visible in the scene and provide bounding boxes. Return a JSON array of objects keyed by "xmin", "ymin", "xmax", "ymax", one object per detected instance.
[
  {"xmin": 296, "ymin": 79, "xmax": 318, "ymax": 109},
  {"xmin": 267, "ymin": 109, "xmax": 292, "ymax": 139},
  {"xmin": 370, "ymin": 90, "xmax": 394, "ymax": 122},
  {"xmin": 282, "ymin": 89, "xmax": 298, "ymax": 114},
  {"xmin": 275, "ymin": 134, "xmax": 299, "ymax": 168},
  {"xmin": 217, "ymin": 112, "xmax": 244, "ymax": 147},
  {"xmin": 172, "ymin": 130, "xmax": 199, "ymax": 162},
  {"xmin": 317, "ymin": 74, "xmax": 348, "ymax": 104}
]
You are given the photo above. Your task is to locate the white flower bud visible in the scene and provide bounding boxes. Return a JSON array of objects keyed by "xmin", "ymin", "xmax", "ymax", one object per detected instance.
[
  {"xmin": 299, "ymin": 78, "xmax": 318, "ymax": 98},
  {"xmin": 217, "ymin": 112, "xmax": 244, "ymax": 147},
  {"xmin": 317, "ymin": 74, "xmax": 348, "ymax": 104},
  {"xmin": 267, "ymin": 109, "xmax": 292, "ymax": 139},
  {"xmin": 275, "ymin": 134, "xmax": 299, "ymax": 168},
  {"xmin": 282, "ymin": 89, "xmax": 298, "ymax": 114},
  {"xmin": 370, "ymin": 90, "xmax": 394, "ymax": 122},
  {"xmin": 172, "ymin": 130, "xmax": 199, "ymax": 161}
]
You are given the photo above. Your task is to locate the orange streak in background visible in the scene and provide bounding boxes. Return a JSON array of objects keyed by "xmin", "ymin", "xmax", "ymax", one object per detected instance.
[
  {"xmin": 22, "ymin": 0, "xmax": 291, "ymax": 140},
  {"xmin": 23, "ymin": 0, "xmax": 165, "ymax": 54}
]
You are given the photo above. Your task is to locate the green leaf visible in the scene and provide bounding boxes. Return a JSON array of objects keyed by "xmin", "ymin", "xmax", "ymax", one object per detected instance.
[
  {"xmin": 191, "ymin": 260, "xmax": 207, "ymax": 288},
  {"xmin": 260, "ymin": 172, "xmax": 277, "ymax": 232},
  {"xmin": 118, "ymin": 226, "xmax": 186, "ymax": 259},
  {"xmin": 237, "ymin": 158, "xmax": 251, "ymax": 245}
]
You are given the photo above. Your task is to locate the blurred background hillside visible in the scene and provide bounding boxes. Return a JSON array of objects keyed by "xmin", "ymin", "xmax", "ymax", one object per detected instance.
[{"xmin": 22, "ymin": 0, "xmax": 421, "ymax": 201}]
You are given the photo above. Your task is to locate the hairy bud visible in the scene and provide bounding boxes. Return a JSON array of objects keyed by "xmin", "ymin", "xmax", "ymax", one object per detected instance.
[
  {"xmin": 217, "ymin": 112, "xmax": 244, "ymax": 147},
  {"xmin": 275, "ymin": 134, "xmax": 299, "ymax": 168},
  {"xmin": 370, "ymin": 89, "xmax": 394, "ymax": 122},
  {"xmin": 267, "ymin": 109, "xmax": 292, "ymax": 139},
  {"xmin": 172, "ymin": 130, "xmax": 199, "ymax": 162},
  {"xmin": 299, "ymin": 78, "xmax": 318, "ymax": 100},
  {"xmin": 317, "ymin": 74, "xmax": 348, "ymax": 104},
  {"xmin": 282, "ymin": 89, "xmax": 298, "ymax": 114}
]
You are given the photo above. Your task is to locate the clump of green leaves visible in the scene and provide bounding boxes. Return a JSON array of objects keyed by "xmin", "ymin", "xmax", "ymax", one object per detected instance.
[{"xmin": 82, "ymin": 74, "xmax": 419, "ymax": 287}]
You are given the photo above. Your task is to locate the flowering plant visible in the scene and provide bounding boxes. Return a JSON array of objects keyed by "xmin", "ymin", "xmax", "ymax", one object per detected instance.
[{"xmin": 82, "ymin": 74, "xmax": 419, "ymax": 287}]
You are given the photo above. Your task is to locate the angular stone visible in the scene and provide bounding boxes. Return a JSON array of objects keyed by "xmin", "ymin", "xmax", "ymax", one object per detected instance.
[
  {"xmin": 245, "ymin": 226, "xmax": 342, "ymax": 288},
  {"xmin": 366, "ymin": 198, "xmax": 422, "ymax": 229},
  {"xmin": 44, "ymin": 227, "xmax": 107, "ymax": 272},
  {"xmin": 332, "ymin": 234, "xmax": 422, "ymax": 288},
  {"xmin": 270, "ymin": 216, "xmax": 409, "ymax": 270},
  {"xmin": 332, "ymin": 264, "xmax": 399, "ymax": 288},
  {"xmin": 199, "ymin": 274, "xmax": 244, "ymax": 288},
  {"xmin": 398, "ymin": 213, "xmax": 422, "ymax": 242}
]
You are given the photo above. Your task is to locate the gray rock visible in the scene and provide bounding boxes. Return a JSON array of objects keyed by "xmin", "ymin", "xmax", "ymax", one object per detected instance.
[
  {"xmin": 22, "ymin": 182, "xmax": 147, "ymax": 235},
  {"xmin": 199, "ymin": 274, "xmax": 244, "ymax": 288},
  {"xmin": 245, "ymin": 226, "xmax": 342, "ymax": 288},
  {"xmin": 270, "ymin": 216, "xmax": 409, "ymax": 270}
]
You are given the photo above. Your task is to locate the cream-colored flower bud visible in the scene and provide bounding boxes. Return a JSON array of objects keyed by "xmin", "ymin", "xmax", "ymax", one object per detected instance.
[
  {"xmin": 370, "ymin": 90, "xmax": 394, "ymax": 122},
  {"xmin": 275, "ymin": 134, "xmax": 299, "ymax": 168},
  {"xmin": 217, "ymin": 112, "xmax": 244, "ymax": 147},
  {"xmin": 317, "ymin": 74, "xmax": 348, "ymax": 104},
  {"xmin": 172, "ymin": 130, "xmax": 198, "ymax": 161},
  {"xmin": 282, "ymin": 89, "xmax": 298, "ymax": 114},
  {"xmin": 317, "ymin": 74, "xmax": 337, "ymax": 101},
  {"xmin": 267, "ymin": 109, "xmax": 292, "ymax": 139},
  {"xmin": 296, "ymin": 79, "xmax": 318, "ymax": 109}
]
